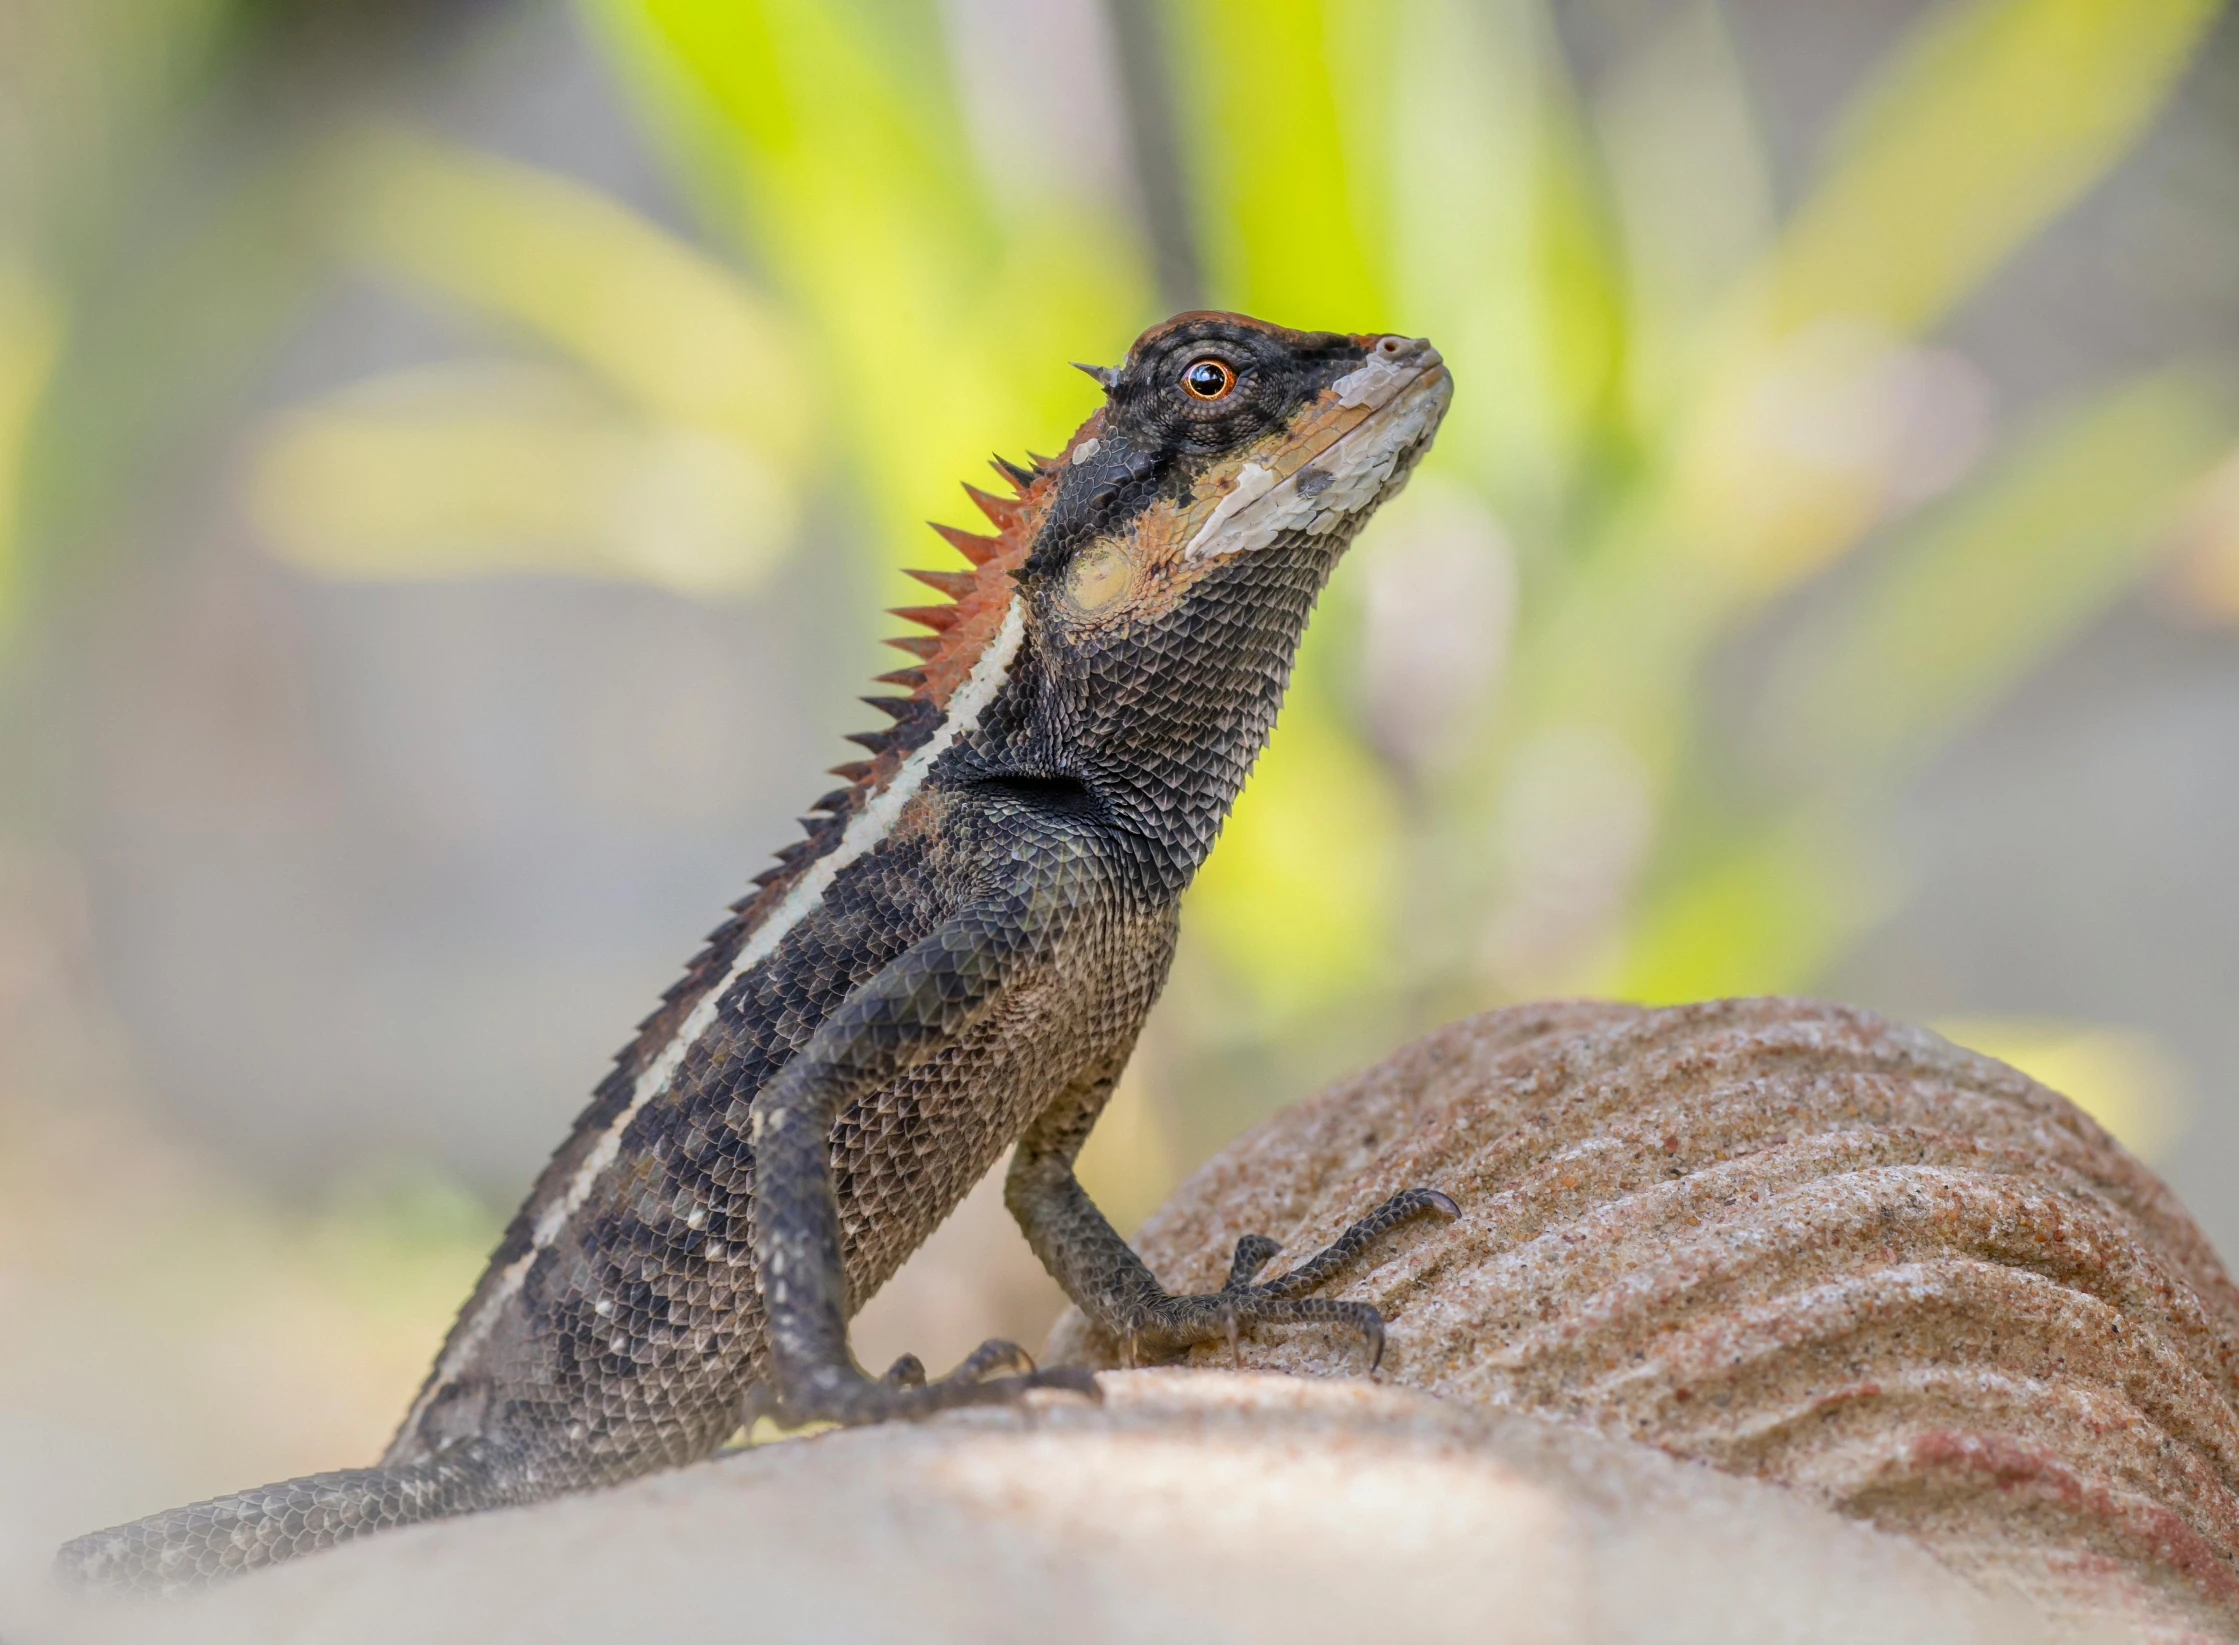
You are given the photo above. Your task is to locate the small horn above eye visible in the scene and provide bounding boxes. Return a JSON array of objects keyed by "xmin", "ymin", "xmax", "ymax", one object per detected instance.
[{"xmin": 1074, "ymin": 362, "xmax": 1118, "ymax": 392}]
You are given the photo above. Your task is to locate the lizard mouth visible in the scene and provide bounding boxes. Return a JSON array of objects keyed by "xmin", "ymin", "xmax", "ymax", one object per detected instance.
[
  {"xmin": 1183, "ymin": 346, "xmax": 1452, "ymax": 563},
  {"xmin": 1311, "ymin": 343, "xmax": 1451, "ymax": 470}
]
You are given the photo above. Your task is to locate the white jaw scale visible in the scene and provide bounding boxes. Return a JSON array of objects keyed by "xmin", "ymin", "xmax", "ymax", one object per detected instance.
[{"xmin": 1184, "ymin": 343, "xmax": 1452, "ymax": 563}]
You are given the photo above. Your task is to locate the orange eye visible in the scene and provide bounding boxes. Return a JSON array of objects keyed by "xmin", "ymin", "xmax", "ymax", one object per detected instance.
[{"xmin": 1181, "ymin": 358, "xmax": 1236, "ymax": 400}]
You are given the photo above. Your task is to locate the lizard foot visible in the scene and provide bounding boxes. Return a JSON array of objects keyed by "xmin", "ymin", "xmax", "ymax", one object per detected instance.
[
  {"xmin": 1123, "ymin": 1187, "xmax": 1459, "ymax": 1371},
  {"xmin": 773, "ymin": 1341, "xmax": 1100, "ymax": 1429}
]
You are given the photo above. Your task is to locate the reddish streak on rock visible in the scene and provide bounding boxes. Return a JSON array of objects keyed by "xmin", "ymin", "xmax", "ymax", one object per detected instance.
[{"xmin": 1911, "ymin": 1430, "xmax": 2239, "ymax": 1609}]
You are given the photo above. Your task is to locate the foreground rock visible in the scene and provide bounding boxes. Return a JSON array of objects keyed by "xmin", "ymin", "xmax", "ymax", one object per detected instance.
[
  {"xmin": 1051, "ymin": 998, "xmax": 2239, "ymax": 1642},
  {"xmin": 42, "ymin": 1371, "xmax": 2064, "ymax": 1645},
  {"xmin": 26, "ymin": 995, "xmax": 2229, "ymax": 1642}
]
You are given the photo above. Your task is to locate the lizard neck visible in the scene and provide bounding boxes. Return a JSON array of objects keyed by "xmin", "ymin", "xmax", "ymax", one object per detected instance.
[{"xmin": 962, "ymin": 537, "xmax": 1344, "ymax": 891}]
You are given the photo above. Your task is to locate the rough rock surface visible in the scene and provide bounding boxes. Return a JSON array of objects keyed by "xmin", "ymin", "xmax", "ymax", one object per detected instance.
[
  {"xmin": 32, "ymin": 1372, "xmax": 2070, "ymax": 1645},
  {"xmin": 1048, "ymin": 998, "xmax": 2239, "ymax": 1642}
]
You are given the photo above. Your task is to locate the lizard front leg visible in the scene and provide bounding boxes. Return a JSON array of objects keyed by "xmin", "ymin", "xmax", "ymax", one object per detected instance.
[
  {"xmin": 1007, "ymin": 1076, "xmax": 1457, "ymax": 1369},
  {"xmin": 749, "ymin": 860, "xmax": 1099, "ymax": 1428}
]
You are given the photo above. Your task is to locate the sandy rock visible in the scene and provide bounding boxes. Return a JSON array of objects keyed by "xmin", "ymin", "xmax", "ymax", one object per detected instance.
[
  {"xmin": 1048, "ymin": 997, "xmax": 2239, "ymax": 1642},
  {"xmin": 32, "ymin": 1370, "xmax": 2071, "ymax": 1645}
]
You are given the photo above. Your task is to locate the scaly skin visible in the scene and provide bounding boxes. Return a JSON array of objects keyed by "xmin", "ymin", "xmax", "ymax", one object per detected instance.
[{"xmin": 60, "ymin": 312, "xmax": 1455, "ymax": 1592}]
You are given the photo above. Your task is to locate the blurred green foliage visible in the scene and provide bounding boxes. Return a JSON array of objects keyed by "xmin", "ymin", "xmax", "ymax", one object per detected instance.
[{"xmin": 2, "ymin": 0, "xmax": 2233, "ymax": 1172}]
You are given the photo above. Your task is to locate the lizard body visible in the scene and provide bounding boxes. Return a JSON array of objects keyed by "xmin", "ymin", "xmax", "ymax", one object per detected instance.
[{"xmin": 60, "ymin": 311, "xmax": 1453, "ymax": 1591}]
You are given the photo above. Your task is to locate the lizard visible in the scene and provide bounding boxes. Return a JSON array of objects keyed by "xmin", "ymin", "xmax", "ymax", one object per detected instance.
[{"xmin": 58, "ymin": 310, "xmax": 1456, "ymax": 1593}]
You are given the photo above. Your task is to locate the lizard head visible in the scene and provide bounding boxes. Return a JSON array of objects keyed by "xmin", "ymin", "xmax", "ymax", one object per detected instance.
[
  {"xmin": 1027, "ymin": 311, "xmax": 1451, "ymax": 606},
  {"xmin": 1012, "ymin": 311, "xmax": 1451, "ymax": 854},
  {"xmin": 861, "ymin": 311, "xmax": 1449, "ymax": 871}
]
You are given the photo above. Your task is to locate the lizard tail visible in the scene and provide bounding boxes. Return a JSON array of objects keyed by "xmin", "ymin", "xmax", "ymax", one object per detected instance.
[{"xmin": 56, "ymin": 1445, "xmax": 509, "ymax": 1594}]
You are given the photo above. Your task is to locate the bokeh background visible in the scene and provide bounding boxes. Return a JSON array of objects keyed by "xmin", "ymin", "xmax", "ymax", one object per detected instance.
[{"xmin": 3, "ymin": 0, "xmax": 2238, "ymax": 1598}]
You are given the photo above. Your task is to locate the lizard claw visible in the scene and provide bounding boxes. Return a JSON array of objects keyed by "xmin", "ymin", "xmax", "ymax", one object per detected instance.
[
  {"xmin": 946, "ymin": 1338, "xmax": 1037, "ymax": 1385},
  {"xmin": 1225, "ymin": 1233, "xmax": 1283, "ymax": 1290},
  {"xmin": 1017, "ymin": 1365, "xmax": 1102, "ymax": 1401}
]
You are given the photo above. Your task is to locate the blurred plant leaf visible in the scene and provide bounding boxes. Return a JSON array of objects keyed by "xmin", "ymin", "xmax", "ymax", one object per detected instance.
[
  {"xmin": 1672, "ymin": 328, "xmax": 2000, "ymax": 597},
  {"xmin": 1766, "ymin": 370, "xmax": 2235, "ymax": 774},
  {"xmin": 232, "ymin": 131, "xmax": 814, "ymax": 593},
  {"xmin": 339, "ymin": 129, "xmax": 815, "ymax": 467},
  {"xmin": 249, "ymin": 361, "xmax": 794, "ymax": 595},
  {"xmin": 1624, "ymin": 370, "xmax": 2231, "ymax": 1004},
  {"xmin": 1161, "ymin": 0, "xmax": 1387, "ymax": 326},
  {"xmin": 0, "ymin": 261, "xmax": 65, "ymax": 622},
  {"xmin": 21, "ymin": 145, "xmax": 338, "ymax": 603},
  {"xmin": 1472, "ymin": 0, "xmax": 2226, "ymax": 1009},
  {"xmin": 1672, "ymin": 0, "xmax": 2219, "ymax": 597},
  {"xmin": 591, "ymin": 0, "xmax": 1144, "ymax": 590},
  {"xmin": 0, "ymin": 0, "xmax": 237, "ymax": 243},
  {"xmin": 1384, "ymin": 0, "xmax": 1548, "ymax": 503},
  {"xmin": 1592, "ymin": 2, "xmax": 1775, "ymax": 421},
  {"xmin": 1527, "ymin": 53, "xmax": 1633, "ymax": 512},
  {"xmin": 1763, "ymin": 0, "xmax": 2222, "ymax": 339}
]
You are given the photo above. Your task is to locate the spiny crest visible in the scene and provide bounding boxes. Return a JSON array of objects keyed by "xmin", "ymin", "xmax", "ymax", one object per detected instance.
[
  {"xmin": 736, "ymin": 408, "xmax": 1104, "ymax": 901},
  {"xmin": 879, "ymin": 439, "xmax": 1091, "ymax": 714},
  {"xmin": 634, "ymin": 413, "xmax": 1078, "ymax": 1055}
]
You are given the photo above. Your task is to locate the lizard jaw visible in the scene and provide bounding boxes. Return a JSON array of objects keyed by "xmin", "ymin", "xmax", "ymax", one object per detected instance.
[{"xmin": 1183, "ymin": 344, "xmax": 1452, "ymax": 564}]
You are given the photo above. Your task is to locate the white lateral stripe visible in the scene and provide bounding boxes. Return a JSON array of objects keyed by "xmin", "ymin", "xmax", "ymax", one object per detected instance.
[{"xmin": 405, "ymin": 597, "xmax": 1028, "ymax": 1421}]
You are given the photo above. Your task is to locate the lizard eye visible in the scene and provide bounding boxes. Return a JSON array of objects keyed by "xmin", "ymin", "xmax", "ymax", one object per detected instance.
[{"xmin": 1181, "ymin": 358, "xmax": 1236, "ymax": 400}]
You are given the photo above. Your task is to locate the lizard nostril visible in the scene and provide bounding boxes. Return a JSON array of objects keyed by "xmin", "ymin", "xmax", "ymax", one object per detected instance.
[{"xmin": 1380, "ymin": 337, "xmax": 1402, "ymax": 354}]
